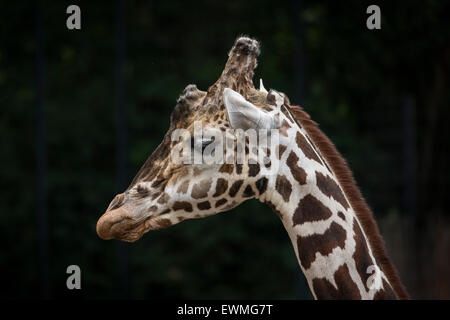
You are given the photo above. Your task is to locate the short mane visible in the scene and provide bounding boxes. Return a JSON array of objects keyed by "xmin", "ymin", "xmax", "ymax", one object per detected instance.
[{"xmin": 287, "ymin": 104, "xmax": 409, "ymax": 300}]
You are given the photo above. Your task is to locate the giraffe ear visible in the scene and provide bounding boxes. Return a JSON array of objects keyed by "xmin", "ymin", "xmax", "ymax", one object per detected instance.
[
  {"xmin": 223, "ymin": 88, "xmax": 277, "ymax": 130},
  {"xmin": 259, "ymin": 79, "xmax": 268, "ymax": 94}
]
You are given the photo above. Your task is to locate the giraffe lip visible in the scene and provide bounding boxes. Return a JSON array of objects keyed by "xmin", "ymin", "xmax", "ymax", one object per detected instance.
[
  {"xmin": 96, "ymin": 207, "xmax": 143, "ymax": 242},
  {"xmin": 96, "ymin": 208, "xmax": 171, "ymax": 242}
]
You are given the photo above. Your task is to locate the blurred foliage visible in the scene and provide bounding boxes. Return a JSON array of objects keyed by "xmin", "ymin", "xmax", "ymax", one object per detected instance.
[{"xmin": 0, "ymin": 0, "xmax": 449, "ymax": 299}]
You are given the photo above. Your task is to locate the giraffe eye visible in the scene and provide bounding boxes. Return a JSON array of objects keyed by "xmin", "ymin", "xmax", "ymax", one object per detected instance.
[
  {"xmin": 201, "ymin": 139, "xmax": 214, "ymax": 152},
  {"xmin": 190, "ymin": 137, "xmax": 214, "ymax": 153}
]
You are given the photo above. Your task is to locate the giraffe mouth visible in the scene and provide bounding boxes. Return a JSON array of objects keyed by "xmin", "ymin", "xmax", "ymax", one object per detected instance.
[
  {"xmin": 96, "ymin": 206, "xmax": 138, "ymax": 242},
  {"xmin": 96, "ymin": 207, "xmax": 171, "ymax": 242}
]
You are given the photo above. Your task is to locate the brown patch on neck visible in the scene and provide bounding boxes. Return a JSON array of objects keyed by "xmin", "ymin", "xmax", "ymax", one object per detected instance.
[
  {"xmin": 292, "ymin": 194, "xmax": 333, "ymax": 225},
  {"xmin": 296, "ymin": 131, "xmax": 323, "ymax": 165},
  {"xmin": 286, "ymin": 151, "xmax": 307, "ymax": 185},
  {"xmin": 177, "ymin": 180, "xmax": 190, "ymax": 194},
  {"xmin": 315, "ymin": 171, "xmax": 350, "ymax": 210},
  {"xmin": 275, "ymin": 175, "xmax": 292, "ymax": 202},
  {"xmin": 191, "ymin": 179, "xmax": 212, "ymax": 199},
  {"xmin": 337, "ymin": 211, "xmax": 346, "ymax": 221},
  {"xmin": 287, "ymin": 104, "xmax": 408, "ymax": 299},
  {"xmin": 296, "ymin": 221, "xmax": 346, "ymax": 270},
  {"xmin": 173, "ymin": 201, "xmax": 193, "ymax": 212},
  {"xmin": 229, "ymin": 180, "xmax": 244, "ymax": 197},
  {"xmin": 312, "ymin": 264, "xmax": 362, "ymax": 300},
  {"xmin": 197, "ymin": 201, "xmax": 211, "ymax": 210},
  {"xmin": 243, "ymin": 184, "xmax": 255, "ymax": 198},
  {"xmin": 280, "ymin": 121, "xmax": 290, "ymax": 137},
  {"xmin": 255, "ymin": 177, "xmax": 268, "ymax": 196},
  {"xmin": 219, "ymin": 163, "xmax": 234, "ymax": 174},
  {"xmin": 213, "ymin": 178, "xmax": 228, "ymax": 197},
  {"xmin": 215, "ymin": 198, "xmax": 227, "ymax": 208},
  {"xmin": 248, "ymin": 164, "xmax": 260, "ymax": 177}
]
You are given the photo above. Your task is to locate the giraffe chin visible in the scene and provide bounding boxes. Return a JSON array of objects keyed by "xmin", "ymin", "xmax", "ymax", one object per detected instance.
[{"xmin": 96, "ymin": 207, "xmax": 171, "ymax": 242}]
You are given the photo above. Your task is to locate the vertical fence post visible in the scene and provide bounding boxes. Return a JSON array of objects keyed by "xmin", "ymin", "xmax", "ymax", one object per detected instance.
[
  {"xmin": 402, "ymin": 95, "xmax": 417, "ymax": 219},
  {"xmin": 35, "ymin": 0, "xmax": 49, "ymax": 299},
  {"xmin": 293, "ymin": 0, "xmax": 306, "ymax": 106},
  {"xmin": 115, "ymin": 0, "xmax": 130, "ymax": 299},
  {"xmin": 402, "ymin": 95, "xmax": 419, "ymax": 295}
]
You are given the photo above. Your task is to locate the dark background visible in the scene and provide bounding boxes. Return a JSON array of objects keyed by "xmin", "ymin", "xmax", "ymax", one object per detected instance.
[{"xmin": 1, "ymin": 0, "xmax": 449, "ymax": 299}]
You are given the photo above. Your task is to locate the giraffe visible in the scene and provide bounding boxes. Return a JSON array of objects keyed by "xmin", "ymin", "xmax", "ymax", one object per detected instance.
[{"xmin": 96, "ymin": 36, "xmax": 408, "ymax": 300}]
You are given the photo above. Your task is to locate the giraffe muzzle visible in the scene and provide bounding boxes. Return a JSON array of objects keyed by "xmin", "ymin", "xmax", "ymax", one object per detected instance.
[
  {"xmin": 96, "ymin": 208, "xmax": 172, "ymax": 242},
  {"xmin": 96, "ymin": 193, "xmax": 144, "ymax": 242},
  {"xmin": 96, "ymin": 206, "xmax": 136, "ymax": 241},
  {"xmin": 97, "ymin": 193, "xmax": 172, "ymax": 241}
]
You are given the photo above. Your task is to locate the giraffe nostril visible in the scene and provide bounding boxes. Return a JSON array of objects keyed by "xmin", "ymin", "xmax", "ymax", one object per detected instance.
[{"xmin": 107, "ymin": 193, "xmax": 125, "ymax": 211}]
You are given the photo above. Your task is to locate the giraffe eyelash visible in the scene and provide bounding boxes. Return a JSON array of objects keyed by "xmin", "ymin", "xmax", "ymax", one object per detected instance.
[{"xmin": 190, "ymin": 136, "xmax": 214, "ymax": 153}]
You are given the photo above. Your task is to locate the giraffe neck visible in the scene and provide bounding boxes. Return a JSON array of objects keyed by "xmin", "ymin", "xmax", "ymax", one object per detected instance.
[{"xmin": 259, "ymin": 108, "xmax": 397, "ymax": 299}]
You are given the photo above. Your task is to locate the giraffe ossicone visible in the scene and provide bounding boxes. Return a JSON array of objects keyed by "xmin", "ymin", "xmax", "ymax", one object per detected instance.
[{"xmin": 96, "ymin": 36, "xmax": 408, "ymax": 300}]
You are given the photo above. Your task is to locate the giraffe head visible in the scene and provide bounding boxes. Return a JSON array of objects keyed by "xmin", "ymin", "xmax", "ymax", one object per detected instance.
[{"xmin": 96, "ymin": 36, "xmax": 289, "ymax": 242}]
